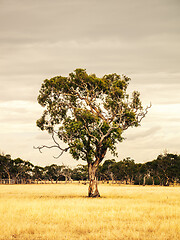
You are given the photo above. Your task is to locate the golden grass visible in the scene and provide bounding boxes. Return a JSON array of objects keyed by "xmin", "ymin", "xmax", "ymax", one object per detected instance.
[{"xmin": 0, "ymin": 184, "xmax": 179, "ymax": 240}]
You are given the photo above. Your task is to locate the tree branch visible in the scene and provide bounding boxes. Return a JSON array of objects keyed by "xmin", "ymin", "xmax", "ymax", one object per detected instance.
[{"xmin": 34, "ymin": 131, "xmax": 70, "ymax": 158}]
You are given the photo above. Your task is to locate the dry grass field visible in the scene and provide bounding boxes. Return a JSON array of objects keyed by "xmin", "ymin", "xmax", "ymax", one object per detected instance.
[{"xmin": 0, "ymin": 184, "xmax": 179, "ymax": 240}]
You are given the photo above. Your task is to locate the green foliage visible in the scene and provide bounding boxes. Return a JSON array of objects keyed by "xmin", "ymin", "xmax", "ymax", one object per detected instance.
[{"xmin": 37, "ymin": 69, "xmax": 147, "ymax": 165}]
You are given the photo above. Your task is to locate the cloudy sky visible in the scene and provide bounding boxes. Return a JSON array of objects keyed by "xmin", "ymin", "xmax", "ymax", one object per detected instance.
[{"xmin": 0, "ymin": 0, "xmax": 180, "ymax": 167}]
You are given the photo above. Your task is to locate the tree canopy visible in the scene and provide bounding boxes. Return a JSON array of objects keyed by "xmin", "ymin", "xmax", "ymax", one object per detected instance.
[{"xmin": 36, "ymin": 69, "xmax": 150, "ymax": 197}]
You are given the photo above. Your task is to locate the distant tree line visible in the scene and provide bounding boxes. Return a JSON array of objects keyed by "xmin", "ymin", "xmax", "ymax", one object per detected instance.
[
  {"xmin": 0, "ymin": 153, "xmax": 180, "ymax": 185},
  {"xmin": 98, "ymin": 154, "xmax": 180, "ymax": 186}
]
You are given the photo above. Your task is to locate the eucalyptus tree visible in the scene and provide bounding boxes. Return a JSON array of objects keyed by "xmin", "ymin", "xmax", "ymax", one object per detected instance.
[
  {"xmin": 99, "ymin": 159, "xmax": 116, "ymax": 181},
  {"xmin": 71, "ymin": 165, "xmax": 88, "ymax": 181},
  {"xmin": 32, "ymin": 166, "xmax": 45, "ymax": 182},
  {"xmin": 155, "ymin": 153, "xmax": 180, "ymax": 185},
  {"xmin": 36, "ymin": 69, "xmax": 150, "ymax": 197},
  {"xmin": 44, "ymin": 164, "xmax": 62, "ymax": 182},
  {"xmin": 122, "ymin": 157, "xmax": 136, "ymax": 184},
  {"xmin": 0, "ymin": 154, "xmax": 13, "ymax": 184},
  {"xmin": 12, "ymin": 158, "xmax": 34, "ymax": 183}
]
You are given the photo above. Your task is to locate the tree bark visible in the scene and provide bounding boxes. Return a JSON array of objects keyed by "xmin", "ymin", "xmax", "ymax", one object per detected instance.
[
  {"xmin": 88, "ymin": 163, "xmax": 100, "ymax": 197},
  {"xmin": 143, "ymin": 175, "xmax": 146, "ymax": 186},
  {"xmin": 110, "ymin": 172, "xmax": 114, "ymax": 184},
  {"xmin": 8, "ymin": 173, "xmax": 11, "ymax": 184},
  {"xmin": 152, "ymin": 177, "xmax": 155, "ymax": 186}
]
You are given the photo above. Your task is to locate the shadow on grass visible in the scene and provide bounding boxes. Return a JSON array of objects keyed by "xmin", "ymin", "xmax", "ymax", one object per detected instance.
[{"xmin": 37, "ymin": 195, "xmax": 134, "ymax": 200}]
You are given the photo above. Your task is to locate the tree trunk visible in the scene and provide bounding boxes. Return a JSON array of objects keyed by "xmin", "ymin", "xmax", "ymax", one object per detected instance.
[
  {"xmin": 8, "ymin": 173, "xmax": 11, "ymax": 184},
  {"xmin": 65, "ymin": 176, "xmax": 68, "ymax": 183},
  {"xmin": 143, "ymin": 175, "xmax": 146, "ymax": 186},
  {"xmin": 152, "ymin": 178, "xmax": 155, "ymax": 186},
  {"xmin": 88, "ymin": 163, "xmax": 100, "ymax": 197},
  {"xmin": 110, "ymin": 172, "xmax": 114, "ymax": 184}
]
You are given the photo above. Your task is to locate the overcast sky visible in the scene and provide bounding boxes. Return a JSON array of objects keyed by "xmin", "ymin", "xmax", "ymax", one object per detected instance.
[{"xmin": 0, "ymin": 0, "xmax": 180, "ymax": 167}]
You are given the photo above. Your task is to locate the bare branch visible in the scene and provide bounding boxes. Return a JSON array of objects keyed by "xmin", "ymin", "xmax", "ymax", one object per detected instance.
[
  {"xmin": 33, "ymin": 131, "xmax": 71, "ymax": 158},
  {"xmin": 137, "ymin": 102, "xmax": 152, "ymax": 124}
]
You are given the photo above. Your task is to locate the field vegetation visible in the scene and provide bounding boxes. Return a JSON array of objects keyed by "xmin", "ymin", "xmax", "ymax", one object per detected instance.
[{"xmin": 0, "ymin": 184, "xmax": 179, "ymax": 240}]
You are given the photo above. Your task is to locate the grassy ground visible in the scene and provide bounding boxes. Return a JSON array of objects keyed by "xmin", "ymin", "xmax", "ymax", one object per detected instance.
[{"xmin": 0, "ymin": 184, "xmax": 179, "ymax": 240}]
